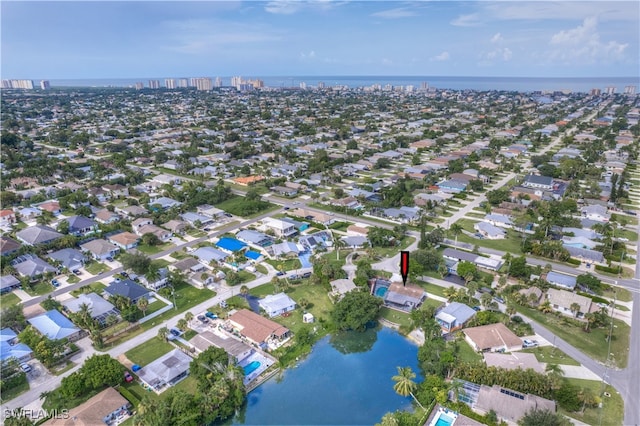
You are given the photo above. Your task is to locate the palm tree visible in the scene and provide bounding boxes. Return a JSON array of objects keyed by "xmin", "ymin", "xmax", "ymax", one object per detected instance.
[
  {"xmin": 158, "ymin": 326, "xmax": 169, "ymax": 342},
  {"xmin": 450, "ymin": 223, "xmax": 463, "ymax": 245},
  {"xmin": 240, "ymin": 285, "xmax": 249, "ymax": 297},
  {"xmin": 392, "ymin": 367, "xmax": 426, "ymax": 411},
  {"xmin": 570, "ymin": 302, "xmax": 581, "ymax": 318},
  {"xmin": 137, "ymin": 297, "xmax": 149, "ymax": 317},
  {"xmin": 334, "ymin": 235, "xmax": 345, "ymax": 260},
  {"xmin": 443, "ymin": 286, "xmax": 458, "ymax": 302},
  {"xmin": 185, "ymin": 312, "xmax": 194, "ymax": 325},
  {"xmin": 177, "ymin": 318, "xmax": 187, "ymax": 331}
]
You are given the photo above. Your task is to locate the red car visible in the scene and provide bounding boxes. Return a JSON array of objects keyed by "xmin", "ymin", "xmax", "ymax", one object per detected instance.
[{"xmin": 124, "ymin": 371, "xmax": 133, "ymax": 383}]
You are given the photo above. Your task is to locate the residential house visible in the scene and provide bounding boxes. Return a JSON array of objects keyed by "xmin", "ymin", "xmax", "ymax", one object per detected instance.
[
  {"xmin": 436, "ymin": 179, "xmax": 467, "ymax": 193},
  {"xmin": 227, "ymin": 309, "xmax": 291, "ymax": 349},
  {"xmin": 236, "ymin": 229, "xmax": 273, "ymax": 247},
  {"xmin": 472, "ymin": 384, "xmax": 556, "ymax": 424},
  {"xmin": 0, "ymin": 209, "xmax": 17, "ymax": 227},
  {"xmin": 0, "ymin": 328, "xmax": 33, "ymax": 364},
  {"xmin": 379, "ymin": 281, "xmax": 427, "ymax": 312},
  {"xmin": 262, "ymin": 218, "xmax": 297, "ymax": 238},
  {"xmin": 137, "ymin": 224, "xmax": 173, "ymax": 242},
  {"xmin": 233, "ymin": 175, "xmax": 265, "ymax": 186},
  {"xmin": 270, "ymin": 185, "xmax": 298, "ymax": 197},
  {"xmin": 546, "ymin": 288, "xmax": 592, "ymax": 318},
  {"xmin": 131, "ymin": 218, "xmax": 153, "ymax": 234},
  {"xmin": 340, "ymin": 235, "xmax": 369, "ymax": 249},
  {"xmin": 104, "ymin": 279, "xmax": 151, "ymax": 304},
  {"xmin": 196, "ymin": 205, "xmax": 226, "ymax": 220},
  {"xmin": 139, "ymin": 267, "xmax": 170, "ymax": 291},
  {"xmin": 95, "ymin": 209, "xmax": 121, "ymax": 224},
  {"xmin": 16, "ymin": 225, "xmax": 63, "ymax": 246},
  {"xmin": 163, "ymin": 220, "xmax": 187, "ymax": 235},
  {"xmin": 62, "ymin": 293, "xmax": 119, "ymax": 325},
  {"xmin": 268, "ymin": 241, "xmax": 304, "ymax": 258},
  {"xmin": 189, "ymin": 331, "xmax": 253, "ymax": 362},
  {"xmin": 192, "ymin": 246, "xmax": 229, "ymax": 266},
  {"xmin": 258, "ymin": 292, "xmax": 297, "ymax": 317},
  {"xmin": 216, "ymin": 237, "xmax": 247, "ymax": 254},
  {"xmin": 0, "ymin": 275, "xmax": 21, "ymax": 294},
  {"xmin": 0, "ymin": 236, "xmax": 21, "ymax": 256},
  {"xmin": 170, "ymin": 257, "xmax": 205, "ymax": 274},
  {"xmin": 16, "ymin": 206, "xmax": 42, "ymax": 221},
  {"xmin": 28, "ymin": 310, "xmax": 82, "ymax": 341},
  {"xmin": 289, "ymin": 208, "xmax": 335, "ymax": 226},
  {"xmin": 564, "ymin": 246, "xmax": 605, "ymax": 264},
  {"xmin": 102, "ymin": 184, "xmax": 129, "ymax": 198},
  {"xmin": 435, "ymin": 302, "xmax": 477, "ymax": 333},
  {"xmin": 36, "ymin": 200, "xmax": 62, "ymax": 216},
  {"xmin": 463, "ymin": 323, "xmax": 522, "ymax": 352},
  {"xmin": 137, "ymin": 349, "xmax": 192, "ymax": 393},
  {"xmin": 518, "ymin": 287, "xmax": 544, "ymax": 307},
  {"xmin": 11, "ymin": 254, "xmax": 57, "ymax": 279},
  {"xmin": 80, "ymin": 239, "xmax": 119, "ymax": 261},
  {"xmin": 522, "ymin": 174, "xmax": 554, "ymax": 190},
  {"xmin": 47, "ymin": 248, "xmax": 86, "ymax": 271},
  {"xmin": 116, "ymin": 205, "xmax": 148, "ymax": 218},
  {"xmin": 474, "ymin": 222, "xmax": 506, "ymax": 239},
  {"xmin": 149, "ymin": 197, "xmax": 182, "ymax": 210},
  {"xmin": 483, "ymin": 214, "xmax": 513, "ymax": 228},
  {"xmin": 545, "ymin": 271, "xmax": 577, "ymax": 290},
  {"xmin": 108, "ymin": 232, "xmax": 140, "ymax": 250},
  {"xmin": 42, "ymin": 387, "xmax": 131, "ymax": 426},
  {"xmin": 180, "ymin": 212, "xmax": 213, "ymax": 227},
  {"xmin": 190, "ymin": 271, "xmax": 215, "ymax": 288},
  {"xmin": 63, "ymin": 215, "xmax": 98, "ymax": 236}
]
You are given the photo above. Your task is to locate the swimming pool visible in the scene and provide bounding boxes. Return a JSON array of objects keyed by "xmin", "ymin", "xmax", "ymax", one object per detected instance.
[
  {"xmin": 435, "ymin": 414, "xmax": 455, "ymax": 426},
  {"xmin": 244, "ymin": 361, "xmax": 261, "ymax": 376},
  {"xmin": 375, "ymin": 287, "xmax": 388, "ymax": 297},
  {"xmin": 298, "ymin": 252, "xmax": 312, "ymax": 268}
]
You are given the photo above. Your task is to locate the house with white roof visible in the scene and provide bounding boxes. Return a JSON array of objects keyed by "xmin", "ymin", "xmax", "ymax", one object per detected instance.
[
  {"xmin": 546, "ymin": 288, "xmax": 592, "ymax": 318},
  {"xmin": 262, "ymin": 217, "xmax": 297, "ymax": 238},
  {"xmin": 581, "ymin": 205, "xmax": 610, "ymax": 223},
  {"xmin": 28, "ymin": 310, "xmax": 82, "ymax": 341},
  {"xmin": 259, "ymin": 292, "xmax": 297, "ymax": 317},
  {"xmin": 474, "ymin": 222, "xmax": 506, "ymax": 239},
  {"xmin": 435, "ymin": 302, "xmax": 477, "ymax": 333}
]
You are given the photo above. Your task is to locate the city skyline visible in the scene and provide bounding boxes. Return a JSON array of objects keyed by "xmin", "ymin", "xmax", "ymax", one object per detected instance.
[{"xmin": 2, "ymin": 1, "xmax": 639, "ymax": 79}]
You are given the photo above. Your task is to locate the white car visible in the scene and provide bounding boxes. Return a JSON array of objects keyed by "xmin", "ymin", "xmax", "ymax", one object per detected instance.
[
  {"xmin": 522, "ymin": 339, "xmax": 538, "ymax": 348},
  {"xmin": 20, "ymin": 363, "xmax": 32, "ymax": 373}
]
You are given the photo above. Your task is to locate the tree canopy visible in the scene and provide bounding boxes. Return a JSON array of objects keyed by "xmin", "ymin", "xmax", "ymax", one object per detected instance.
[{"xmin": 331, "ymin": 290, "xmax": 383, "ymax": 331}]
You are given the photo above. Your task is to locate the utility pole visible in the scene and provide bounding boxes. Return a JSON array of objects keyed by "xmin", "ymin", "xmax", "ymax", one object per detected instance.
[{"xmin": 598, "ymin": 288, "xmax": 616, "ymax": 426}]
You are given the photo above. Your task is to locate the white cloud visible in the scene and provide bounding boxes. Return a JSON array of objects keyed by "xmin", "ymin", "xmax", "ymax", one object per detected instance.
[
  {"xmin": 300, "ymin": 50, "xmax": 316, "ymax": 60},
  {"xmin": 491, "ymin": 33, "xmax": 503, "ymax": 44},
  {"xmin": 483, "ymin": 2, "xmax": 639, "ymax": 22},
  {"xmin": 371, "ymin": 8, "xmax": 417, "ymax": 19},
  {"xmin": 548, "ymin": 17, "xmax": 628, "ymax": 63},
  {"xmin": 431, "ymin": 51, "xmax": 450, "ymax": 61},
  {"xmin": 264, "ymin": 1, "xmax": 301, "ymax": 15},
  {"xmin": 450, "ymin": 13, "xmax": 482, "ymax": 27}
]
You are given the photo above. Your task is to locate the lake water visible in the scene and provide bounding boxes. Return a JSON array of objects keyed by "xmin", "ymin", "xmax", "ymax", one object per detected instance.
[{"xmin": 228, "ymin": 327, "xmax": 419, "ymax": 425}]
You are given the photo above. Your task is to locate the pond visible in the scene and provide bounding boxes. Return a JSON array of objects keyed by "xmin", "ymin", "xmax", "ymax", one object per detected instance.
[{"xmin": 229, "ymin": 327, "xmax": 419, "ymax": 425}]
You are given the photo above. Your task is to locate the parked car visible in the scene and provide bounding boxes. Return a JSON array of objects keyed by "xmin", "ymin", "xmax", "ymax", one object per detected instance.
[
  {"xmin": 493, "ymin": 296, "xmax": 505, "ymax": 304},
  {"xmin": 205, "ymin": 311, "xmax": 218, "ymax": 320},
  {"xmin": 197, "ymin": 315, "xmax": 208, "ymax": 323},
  {"xmin": 72, "ymin": 269, "xmax": 81, "ymax": 275},
  {"xmin": 106, "ymin": 257, "xmax": 114, "ymax": 262},
  {"xmin": 522, "ymin": 339, "xmax": 538, "ymax": 348},
  {"xmin": 283, "ymin": 206, "xmax": 290, "ymax": 210},
  {"xmin": 472, "ymin": 306, "xmax": 482, "ymax": 312},
  {"xmin": 20, "ymin": 363, "xmax": 32, "ymax": 373},
  {"xmin": 51, "ymin": 279, "xmax": 60, "ymax": 287},
  {"xmin": 124, "ymin": 371, "xmax": 134, "ymax": 382},
  {"xmin": 276, "ymin": 271, "xmax": 285, "ymax": 276},
  {"xmin": 170, "ymin": 328, "xmax": 182, "ymax": 337}
]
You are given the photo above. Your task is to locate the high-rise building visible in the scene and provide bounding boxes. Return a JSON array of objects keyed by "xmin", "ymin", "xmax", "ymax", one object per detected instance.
[
  {"xmin": 135, "ymin": 82, "xmax": 144, "ymax": 90},
  {"xmin": 231, "ymin": 76, "xmax": 243, "ymax": 89},
  {"xmin": 165, "ymin": 79, "xmax": 176, "ymax": 89},
  {"xmin": 148, "ymin": 80, "xmax": 160, "ymax": 89},
  {"xmin": 317, "ymin": 81, "xmax": 325, "ymax": 89},
  {"xmin": 40, "ymin": 80, "xmax": 50, "ymax": 90},
  {"xmin": 299, "ymin": 82, "xmax": 307, "ymax": 90},
  {"xmin": 194, "ymin": 77, "xmax": 212, "ymax": 91},
  {"xmin": 605, "ymin": 86, "xmax": 616, "ymax": 95},
  {"xmin": 421, "ymin": 81, "xmax": 429, "ymax": 91},
  {"xmin": 189, "ymin": 77, "xmax": 198, "ymax": 87},
  {"xmin": 624, "ymin": 86, "xmax": 637, "ymax": 95},
  {"xmin": 3, "ymin": 79, "xmax": 34, "ymax": 89},
  {"xmin": 214, "ymin": 77, "xmax": 222, "ymax": 88},
  {"xmin": 178, "ymin": 78, "xmax": 189, "ymax": 88},
  {"xmin": 590, "ymin": 88, "xmax": 602, "ymax": 96}
]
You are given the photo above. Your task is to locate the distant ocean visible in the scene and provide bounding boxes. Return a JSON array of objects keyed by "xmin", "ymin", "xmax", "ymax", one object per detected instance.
[{"xmin": 47, "ymin": 75, "xmax": 639, "ymax": 94}]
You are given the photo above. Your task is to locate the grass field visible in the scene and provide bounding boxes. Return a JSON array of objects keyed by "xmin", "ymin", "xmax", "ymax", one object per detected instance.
[
  {"xmin": 451, "ymin": 219, "xmax": 524, "ymax": 254},
  {"xmin": 125, "ymin": 338, "xmax": 174, "ymax": 366},
  {"xmin": 560, "ymin": 379, "xmax": 624, "ymax": 426},
  {"xmin": 140, "ymin": 283, "xmax": 216, "ymax": 331},
  {"xmin": 144, "ymin": 299, "xmax": 168, "ymax": 316},
  {"xmin": 415, "ymin": 280, "xmax": 448, "ymax": 298},
  {"xmin": 0, "ymin": 292, "xmax": 21, "ymax": 306},
  {"xmin": 25, "ymin": 281, "xmax": 53, "ymax": 296},
  {"xmin": 86, "ymin": 262, "xmax": 111, "ymax": 275},
  {"xmin": 516, "ymin": 306, "xmax": 630, "ymax": 368},
  {"xmin": 216, "ymin": 197, "xmax": 279, "ymax": 218},
  {"xmin": 379, "ymin": 307, "xmax": 412, "ymax": 329},
  {"xmin": 71, "ymin": 282, "xmax": 106, "ymax": 297},
  {"xmin": 456, "ymin": 338, "xmax": 483, "ymax": 363},
  {"xmin": 66, "ymin": 275, "xmax": 80, "ymax": 284},
  {"xmin": 266, "ymin": 258, "xmax": 302, "ymax": 271},
  {"xmin": 0, "ymin": 376, "xmax": 29, "ymax": 403},
  {"xmin": 521, "ymin": 346, "xmax": 580, "ymax": 366},
  {"xmin": 603, "ymin": 286, "xmax": 632, "ymax": 302}
]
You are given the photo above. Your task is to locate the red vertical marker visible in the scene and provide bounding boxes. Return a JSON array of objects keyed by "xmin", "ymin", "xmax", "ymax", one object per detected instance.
[{"xmin": 400, "ymin": 251, "xmax": 410, "ymax": 286}]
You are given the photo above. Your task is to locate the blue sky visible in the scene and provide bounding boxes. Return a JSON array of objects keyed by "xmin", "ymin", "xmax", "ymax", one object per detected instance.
[{"xmin": 2, "ymin": 1, "xmax": 638, "ymax": 79}]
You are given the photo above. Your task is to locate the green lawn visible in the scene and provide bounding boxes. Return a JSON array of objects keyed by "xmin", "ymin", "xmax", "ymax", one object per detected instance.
[
  {"xmin": 379, "ymin": 307, "xmax": 412, "ymax": 328},
  {"xmin": 415, "ymin": 280, "xmax": 448, "ymax": 298},
  {"xmin": 516, "ymin": 306, "xmax": 630, "ymax": 368},
  {"xmin": 451, "ymin": 219, "xmax": 524, "ymax": 254},
  {"xmin": 170, "ymin": 251, "xmax": 189, "ymax": 260},
  {"xmin": 520, "ymin": 346, "xmax": 580, "ymax": 366},
  {"xmin": 611, "ymin": 213, "xmax": 638, "ymax": 225},
  {"xmin": 144, "ymin": 299, "xmax": 168, "ymax": 316},
  {"xmin": 86, "ymin": 262, "xmax": 111, "ymax": 275},
  {"xmin": 216, "ymin": 196, "xmax": 279, "ymax": 218},
  {"xmin": 266, "ymin": 258, "xmax": 302, "ymax": 271},
  {"xmin": 560, "ymin": 379, "xmax": 624, "ymax": 426},
  {"xmin": 0, "ymin": 376, "xmax": 29, "ymax": 402},
  {"xmin": 372, "ymin": 237, "xmax": 416, "ymax": 258},
  {"xmin": 70, "ymin": 282, "xmax": 106, "ymax": 297},
  {"xmin": 456, "ymin": 338, "xmax": 483, "ymax": 363},
  {"xmin": 0, "ymin": 292, "xmax": 21, "ymax": 306},
  {"xmin": 125, "ymin": 337, "xmax": 174, "ymax": 366},
  {"xmin": 152, "ymin": 259, "xmax": 171, "ymax": 268},
  {"xmin": 255, "ymin": 264, "xmax": 268, "ymax": 274},
  {"xmin": 66, "ymin": 275, "xmax": 80, "ymax": 284},
  {"xmin": 603, "ymin": 285, "xmax": 631, "ymax": 302},
  {"xmin": 186, "ymin": 229, "xmax": 207, "ymax": 238},
  {"xmin": 25, "ymin": 281, "xmax": 53, "ymax": 296},
  {"xmin": 137, "ymin": 242, "xmax": 174, "ymax": 255},
  {"xmin": 423, "ymin": 298, "xmax": 445, "ymax": 309},
  {"xmin": 139, "ymin": 283, "xmax": 215, "ymax": 331},
  {"xmin": 249, "ymin": 283, "xmax": 276, "ymax": 297}
]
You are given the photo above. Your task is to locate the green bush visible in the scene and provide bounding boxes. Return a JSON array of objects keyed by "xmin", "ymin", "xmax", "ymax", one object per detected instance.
[
  {"xmin": 118, "ymin": 386, "xmax": 140, "ymax": 406},
  {"xmin": 595, "ymin": 265, "xmax": 621, "ymax": 274},
  {"xmin": 566, "ymin": 258, "xmax": 581, "ymax": 265}
]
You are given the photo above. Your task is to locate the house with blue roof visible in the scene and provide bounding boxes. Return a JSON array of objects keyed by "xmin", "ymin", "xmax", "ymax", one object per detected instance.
[
  {"xmin": 216, "ymin": 237, "xmax": 247, "ymax": 253},
  {"xmin": 28, "ymin": 310, "xmax": 82, "ymax": 341},
  {"xmin": 236, "ymin": 229, "xmax": 273, "ymax": 247},
  {"xmin": 11, "ymin": 254, "xmax": 57, "ymax": 279},
  {"xmin": 436, "ymin": 179, "xmax": 467, "ymax": 193},
  {"xmin": 0, "ymin": 275, "xmax": 21, "ymax": 294},
  {"xmin": 435, "ymin": 302, "xmax": 477, "ymax": 333},
  {"xmin": 545, "ymin": 271, "xmax": 577, "ymax": 290},
  {"xmin": 63, "ymin": 215, "xmax": 99, "ymax": 236},
  {"xmin": 149, "ymin": 197, "xmax": 182, "ymax": 210},
  {"xmin": 104, "ymin": 279, "xmax": 151, "ymax": 303},
  {"xmin": 1, "ymin": 328, "xmax": 33, "ymax": 363},
  {"xmin": 47, "ymin": 248, "xmax": 86, "ymax": 271}
]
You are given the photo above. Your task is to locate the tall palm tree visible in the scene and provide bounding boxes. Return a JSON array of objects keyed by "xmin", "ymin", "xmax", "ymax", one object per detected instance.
[
  {"xmin": 450, "ymin": 223, "xmax": 463, "ymax": 245},
  {"xmin": 392, "ymin": 367, "xmax": 426, "ymax": 411},
  {"xmin": 185, "ymin": 312, "xmax": 194, "ymax": 325},
  {"xmin": 158, "ymin": 326, "xmax": 169, "ymax": 342},
  {"xmin": 570, "ymin": 302, "xmax": 581, "ymax": 318}
]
